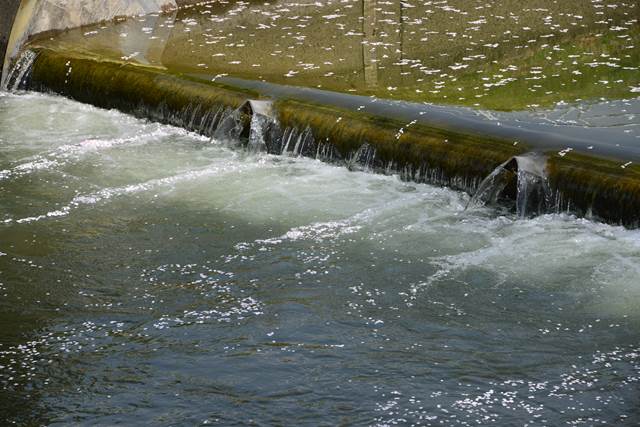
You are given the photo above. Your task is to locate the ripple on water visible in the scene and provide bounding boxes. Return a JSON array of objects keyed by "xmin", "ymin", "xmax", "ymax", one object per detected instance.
[{"xmin": 1, "ymin": 92, "xmax": 639, "ymax": 424}]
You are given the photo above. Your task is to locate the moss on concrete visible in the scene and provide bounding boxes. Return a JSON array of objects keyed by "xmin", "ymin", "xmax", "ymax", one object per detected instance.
[
  {"xmin": 28, "ymin": 48, "xmax": 257, "ymax": 134},
  {"xmin": 21, "ymin": 47, "xmax": 640, "ymax": 227},
  {"xmin": 547, "ymin": 153, "xmax": 640, "ymax": 226},
  {"xmin": 276, "ymin": 99, "xmax": 525, "ymax": 190}
]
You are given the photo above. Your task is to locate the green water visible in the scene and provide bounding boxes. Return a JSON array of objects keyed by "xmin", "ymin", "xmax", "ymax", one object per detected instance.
[
  {"xmin": 2, "ymin": 0, "xmax": 640, "ymax": 424},
  {"xmin": 32, "ymin": 0, "xmax": 640, "ymax": 110},
  {"xmin": 1, "ymin": 91, "xmax": 639, "ymax": 425}
]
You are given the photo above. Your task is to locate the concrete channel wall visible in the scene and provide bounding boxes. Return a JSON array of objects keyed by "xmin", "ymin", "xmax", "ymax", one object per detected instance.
[{"xmin": 1, "ymin": 0, "xmax": 200, "ymax": 82}]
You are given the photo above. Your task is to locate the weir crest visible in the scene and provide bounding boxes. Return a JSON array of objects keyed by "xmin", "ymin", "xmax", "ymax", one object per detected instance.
[{"xmin": 6, "ymin": 43, "xmax": 640, "ymax": 227}]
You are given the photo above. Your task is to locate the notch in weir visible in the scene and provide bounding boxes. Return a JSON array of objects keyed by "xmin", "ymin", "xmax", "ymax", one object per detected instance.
[
  {"xmin": 468, "ymin": 153, "xmax": 552, "ymax": 218},
  {"xmin": 212, "ymin": 99, "xmax": 278, "ymax": 152}
]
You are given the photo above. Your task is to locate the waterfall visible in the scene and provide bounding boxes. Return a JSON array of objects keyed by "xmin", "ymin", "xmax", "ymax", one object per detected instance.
[
  {"xmin": 277, "ymin": 128, "xmax": 294, "ymax": 155},
  {"xmin": 247, "ymin": 113, "xmax": 267, "ymax": 152},
  {"xmin": 467, "ymin": 153, "xmax": 551, "ymax": 218},
  {"xmin": 513, "ymin": 154, "xmax": 552, "ymax": 218},
  {"xmin": 291, "ymin": 127, "xmax": 315, "ymax": 157},
  {"xmin": 248, "ymin": 113, "xmax": 273, "ymax": 153},
  {"xmin": 210, "ymin": 100, "xmax": 282, "ymax": 154},
  {"xmin": 246, "ymin": 100, "xmax": 280, "ymax": 153},
  {"xmin": 2, "ymin": 50, "xmax": 37, "ymax": 91},
  {"xmin": 276, "ymin": 126, "xmax": 315, "ymax": 157},
  {"xmin": 315, "ymin": 142, "xmax": 342, "ymax": 163},
  {"xmin": 346, "ymin": 142, "xmax": 377, "ymax": 172},
  {"xmin": 467, "ymin": 157, "xmax": 518, "ymax": 208},
  {"xmin": 211, "ymin": 107, "xmax": 248, "ymax": 146}
]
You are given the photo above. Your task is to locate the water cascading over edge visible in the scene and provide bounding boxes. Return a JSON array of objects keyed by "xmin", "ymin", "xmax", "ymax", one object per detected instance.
[
  {"xmin": 467, "ymin": 153, "xmax": 553, "ymax": 218},
  {"xmin": 10, "ymin": 47, "xmax": 640, "ymax": 227},
  {"xmin": 2, "ymin": 49, "xmax": 37, "ymax": 91}
]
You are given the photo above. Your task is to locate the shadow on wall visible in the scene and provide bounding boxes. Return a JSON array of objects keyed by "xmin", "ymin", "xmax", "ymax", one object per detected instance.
[
  {"xmin": 1, "ymin": 0, "xmax": 201, "ymax": 85},
  {"xmin": 0, "ymin": 0, "xmax": 21, "ymax": 76}
]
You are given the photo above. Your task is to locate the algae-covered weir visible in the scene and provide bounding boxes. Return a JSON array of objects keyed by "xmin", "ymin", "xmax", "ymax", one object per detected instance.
[
  {"xmin": 1, "ymin": 0, "xmax": 640, "ymax": 425},
  {"xmin": 3, "ymin": 0, "xmax": 640, "ymax": 225}
]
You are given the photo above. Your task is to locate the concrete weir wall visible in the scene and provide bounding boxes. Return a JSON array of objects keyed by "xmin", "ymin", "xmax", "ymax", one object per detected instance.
[
  {"xmin": 23, "ymin": 48, "xmax": 640, "ymax": 227},
  {"xmin": 5, "ymin": 0, "xmax": 640, "ymax": 226},
  {"xmin": 1, "ymin": 0, "xmax": 199, "ymax": 82}
]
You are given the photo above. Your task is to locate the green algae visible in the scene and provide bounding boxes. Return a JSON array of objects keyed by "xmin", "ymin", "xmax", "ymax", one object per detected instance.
[
  {"xmin": 28, "ymin": 48, "xmax": 257, "ymax": 134},
  {"xmin": 547, "ymin": 153, "xmax": 640, "ymax": 226},
  {"xmin": 276, "ymin": 99, "xmax": 525, "ymax": 190}
]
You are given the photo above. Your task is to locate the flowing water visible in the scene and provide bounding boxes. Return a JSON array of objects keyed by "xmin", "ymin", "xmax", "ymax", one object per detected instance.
[
  {"xmin": 1, "ymin": 90, "xmax": 640, "ymax": 425},
  {"xmin": 30, "ymin": 0, "xmax": 640, "ymax": 110},
  {"xmin": 18, "ymin": 0, "xmax": 640, "ymax": 165}
]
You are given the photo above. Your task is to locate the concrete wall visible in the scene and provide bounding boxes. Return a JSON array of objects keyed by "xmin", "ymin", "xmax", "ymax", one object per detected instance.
[
  {"xmin": 2, "ymin": 0, "xmax": 193, "ymax": 85},
  {"xmin": 19, "ymin": 0, "xmax": 176, "ymax": 35},
  {"xmin": 0, "ymin": 0, "xmax": 21, "ymax": 76}
]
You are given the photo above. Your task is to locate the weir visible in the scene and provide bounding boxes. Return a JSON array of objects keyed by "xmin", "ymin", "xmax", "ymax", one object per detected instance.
[
  {"xmin": 3, "ymin": 0, "xmax": 640, "ymax": 226},
  {"xmin": 5, "ymin": 4, "xmax": 640, "ymax": 424},
  {"xmin": 467, "ymin": 154, "xmax": 552, "ymax": 218}
]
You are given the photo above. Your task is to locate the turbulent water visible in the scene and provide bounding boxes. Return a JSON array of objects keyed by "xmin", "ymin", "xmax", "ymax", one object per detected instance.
[{"xmin": 1, "ymin": 91, "xmax": 640, "ymax": 425}]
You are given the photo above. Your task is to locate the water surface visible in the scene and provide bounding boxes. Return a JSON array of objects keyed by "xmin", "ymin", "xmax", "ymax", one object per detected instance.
[
  {"xmin": 34, "ymin": 0, "xmax": 640, "ymax": 110},
  {"xmin": 23, "ymin": 0, "xmax": 640, "ymax": 161},
  {"xmin": 1, "ymin": 91, "xmax": 639, "ymax": 425}
]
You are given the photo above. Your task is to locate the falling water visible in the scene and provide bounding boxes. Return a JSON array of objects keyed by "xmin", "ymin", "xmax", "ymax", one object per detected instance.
[
  {"xmin": 468, "ymin": 153, "xmax": 551, "ymax": 217},
  {"xmin": 2, "ymin": 50, "xmax": 37, "ymax": 91},
  {"xmin": 315, "ymin": 141, "xmax": 342, "ymax": 163},
  {"xmin": 292, "ymin": 127, "xmax": 314, "ymax": 157},
  {"xmin": 211, "ymin": 106, "xmax": 247, "ymax": 146},
  {"xmin": 514, "ymin": 154, "xmax": 552, "ymax": 218},
  {"xmin": 278, "ymin": 126, "xmax": 316, "ymax": 158},
  {"xmin": 467, "ymin": 158, "xmax": 518, "ymax": 209},
  {"xmin": 247, "ymin": 114, "xmax": 270, "ymax": 153},
  {"xmin": 346, "ymin": 142, "xmax": 377, "ymax": 172}
]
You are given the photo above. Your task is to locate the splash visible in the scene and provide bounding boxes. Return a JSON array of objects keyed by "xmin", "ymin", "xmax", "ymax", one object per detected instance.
[
  {"xmin": 2, "ymin": 50, "xmax": 37, "ymax": 91},
  {"xmin": 468, "ymin": 153, "xmax": 551, "ymax": 218},
  {"xmin": 346, "ymin": 142, "xmax": 377, "ymax": 172}
]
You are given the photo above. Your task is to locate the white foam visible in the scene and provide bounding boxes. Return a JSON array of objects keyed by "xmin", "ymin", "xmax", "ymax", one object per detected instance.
[{"xmin": 10, "ymin": 157, "xmax": 261, "ymax": 225}]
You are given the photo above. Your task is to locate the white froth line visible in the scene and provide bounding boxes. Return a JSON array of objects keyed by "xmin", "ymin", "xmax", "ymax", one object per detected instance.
[
  {"xmin": 0, "ymin": 129, "xmax": 172, "ymax": 182},
  {"xmin": 238, "ymin": 189, "xmax": 436, "ymax": 250},
  {"xmin": 6, "ymin": 159, "xmax": 257, "ymax": 225}
]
